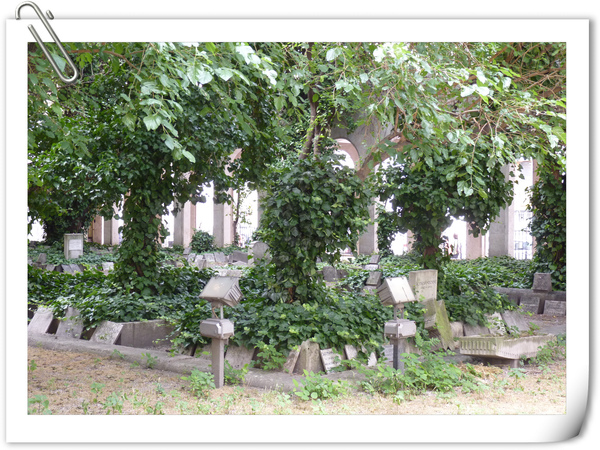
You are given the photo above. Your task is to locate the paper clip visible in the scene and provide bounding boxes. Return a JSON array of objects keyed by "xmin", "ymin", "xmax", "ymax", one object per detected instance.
[{"xmin": 16, "ymin": 1, "xmax": 79, "ymax": 84}]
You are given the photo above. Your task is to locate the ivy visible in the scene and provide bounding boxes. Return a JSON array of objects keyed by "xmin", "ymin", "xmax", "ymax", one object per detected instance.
[{"xmin": 256, "ymin": 153, "xmax": 372, "ymax": 302}]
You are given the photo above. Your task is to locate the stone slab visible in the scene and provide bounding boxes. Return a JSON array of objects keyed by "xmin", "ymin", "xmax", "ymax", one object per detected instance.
[
  {"xmin": 450, "ymin": 321, "xmax": 464, "ymax": 338},
  {"xmin": 532, "ymin": 273, "xmax": 553, "ymax": 292},
  {"xmin": 250, "ymin": 242, "xmax": 270, "ymax": 263},
  {"xmin": 363, "ymin": 264, "xmax": 379, "ymax": 271},
  {"xmin": 28, "ymin": 307, "xmax": 55, "ymax": 334},
  {"xmin": 485, "ymin": 312, "xmax": 507, "ymax": 336},
  {"xmin": 369, "ymin": 254, "xmax": 381, "ymax": 264},
  {"xmin": 36, "ymin": 253, "xmax": 47, "ymax": 264},
  {"xmin": 408, "ymin": 269, "xmax": 438, "ymax": 303},
  {"xmin": 55, "ymin": 307, "xmax": 84, "ymax": 339},
  {"xmin": 543, "ymin": 300, "xmax": 566, "ymax": 317},
  {"xmin": 61, "ymin": 264, "xmax": 74, "ymax": 274},
  {"xmin": 204, "ymin": 253, "xmax": 216, "ymax": 262},
  {"xmin": 320, "ymin": 348, "xmax": 344, "ymax": 373},
  {"xmin": 344, "ymin": 345, "xmax": 358, "ymax": 360},
  {"xmin": 322, "ymin": 266, "xmax": 338, "ymax": 282},
  {"xmin": 231, "ymin": 251, "xmax": 248, "ymax": 263},
  {"xmin": 225, "ymin": 345, "xmax": 256, "ymax": 370},
  {"xmin": 283, "ymin": 347, "xmax": 301, "ymax": 374},
  {"xmin": 90, "ymin": 321, "xmax": 124, "ymax": 345},
  {"xmin": 365, "ymin": 271, "xmax": 382, "ymax": 286},
  {"xmin": 519, "ymin": 294, "xmax": 544, "ymax": 314},
  {"xmin": 463, "ymin": 323, "xmax": 490, "ymax": 336},
  {"xmin": 294, "ymin": 340, "xmax": 324, "ymax": 374},
  {"xmin": 183, "ymin": 247, "xmax": 191, "ymax": 255},
  {"xmin": 214, "ymin": 252, "xmax": 227, "ymax": 263},
  {"xmin": 119, "ymin": 320, "xmax": 174, "ymax": 348},
  {"xmin": 501, "ymin": 310, "xmax": 531, "ymax": 335}
]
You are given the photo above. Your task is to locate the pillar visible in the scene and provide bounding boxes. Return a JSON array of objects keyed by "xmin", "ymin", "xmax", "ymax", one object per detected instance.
[
  {"xmin": 174, "ymin": 201, "xmax": 193, "ymax": 248},
  {"xmin": 358, "ymin": 203, "xmax": 378, "ymax": 255},
  {"xmin": 213, "ymin": 190, "xmax": 234, "ymax": 248},
  {"xmin": 465, "ymin": 226, "xmax": 485, "ymax": 259},
  {"xmin": 91, "ymin": 216, "xmax": 103, "ymax": 244},
  {"xmin": 488, "ymin": 165, "xmax": 515, "ymax": 257}
]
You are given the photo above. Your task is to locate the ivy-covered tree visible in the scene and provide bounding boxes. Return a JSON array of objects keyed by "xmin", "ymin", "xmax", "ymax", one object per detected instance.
[{"xmin": 28, "ymin": 42, "xmax": 286, "ymax": 294}]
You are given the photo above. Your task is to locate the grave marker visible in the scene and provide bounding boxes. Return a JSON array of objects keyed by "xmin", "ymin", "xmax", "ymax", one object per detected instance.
[
  {"xmin": 28, "ymin": 307, "xmax": 55, "ymax": 334},
  {"xmin": 283, "ymin": 347, "xmax": 301, "ymax": 374},
  {"xmin": 543, "ymin": 300, "xmax": 566, "ymax": 316},
  {"xmin": 366, "ymin": 271, "xmax": 382, "ymax": 286},
  {"xmin": 90, "ymin": 321, "xmax": 123, "ymax": 344},
  {"xmin": 225, "ymin": 345, "xmax": 255, "ymax": 370},
  {"xmin": 463, "ymin": 323, "xmax": 490, "ymax": 336},
  {"xmin": 64, "ymin": 233, "xmax": 84, "ymax": 259},
  {"xmin": 55, "ymin": 307, "xmax": 84, "ymax": 339},
  {"xmin": 532, "ymin": 273, "xmax": 553, "ymax": 292},
  {"xmin": 519, "ymin": 294, "xmax": 543, "ymax": 314},
  {"xmin": 501, "ymin": 310, "xmax": 531, "ymax": 334},
  {"xmin": 319, "ymin": 348, "xmax": 344, "ymax": 373}
]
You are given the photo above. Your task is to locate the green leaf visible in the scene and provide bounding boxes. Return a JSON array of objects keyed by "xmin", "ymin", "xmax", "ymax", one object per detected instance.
[
  {"xmin": 143, "ymin": 114, "xmax": 162, "ymax": 131},
  {"xmin": 326, "ymin": 48, "xmax": 343, "ymax": 61},
  {"xmin": 181, "ymin": 150, "xmax": 196, "ymax": 163}
]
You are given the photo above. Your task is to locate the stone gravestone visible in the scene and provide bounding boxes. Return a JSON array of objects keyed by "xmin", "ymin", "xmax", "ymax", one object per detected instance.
[
  {"xmin": 463, "ymin": 322, "xmax": 490, "ymax": 336},
  {"xmin": 64, "ymin": 233, "xmax": 84, "ymax": 259},
  {"xmin": 369, "ymin": 254, "xmax": 381, "ymax": 265},
  {"xmin": 183, "ymin": 247, "xmax": 191, "ymax": 256},
  {"xmin": 283, "ymin": 347, "xmax": 301, "ymax": 374},
  {"xmin": 382, "ymin": 344, "xmax": 394, "ymax": 367},
  {"xmin": 28, "ymin": 307, "xmax": 56, "ymax": 335},
  {"xmin": 485, "ymin": 312, "xmax": 507, "ymax": 336},
  {"xmin": 90, "ymin": 321, "xmax": 123, "ymax": 345},
  {"xmin": 61, "ymin": 264, "xmax": 74, "ymax": 275},
  {"xmin": 36, "ymin": 253, "xmax": 47, "ymax": 264},
  {"xmin": 231, "ymin": 251, "xmax": 248, "ymax": 263},
  {"xmin": 225, "ymin": 345, "xmax": 255, "ymax": 370},
  {"xmin": 214, "ymin": 252, "xmax": 227, "ymax": 264},
  {"xmin": 102, "ymin": 262, "xmax": 114, "ymax": 275},
  {"xmin": 532, "ymin": 273, "xmax": 553, "ymax": 292},
  {"xmin": 543, "ymin": 300, "xmax": 566, "ymax": 316},
  {"xmin": 249, "ymin": 241, "xmax": 270, "ymax": 264},
  {"xmin": 363, "ymin": 264, "xmax": 379, "ymax": 271},
  {"xmin": 187, "ymin": 253, "xmax": 197, "ymax": 262},
  {"xmin": 322, "ymin": 266, "xmax": 339, "ymax": 282},
  {"xmin": 502, "ymin": 310, "xmax": 531, "ymax": 334},
  {"xmin": 408, "ymin": 269, "xmax": 454, "ymax": 350},
  {"xmin": 366, "ymin": 271, "xmax": 382, "ymax": 287},
  {"xmin": 55, "ymin": 307, "xmax": 84, "ymax": 339},
  {"xmin": 319, "ymin": 348, "xmax": 344, "ymax": 373},
  {"xmin": 519, "ymin": 294, "xmax": 543, "ymax": 314},
  {"xmin": 294, "ymin": 340, "xmax": 324, "ymax": 374}
]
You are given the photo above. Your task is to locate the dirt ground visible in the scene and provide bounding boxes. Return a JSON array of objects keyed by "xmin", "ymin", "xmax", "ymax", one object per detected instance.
[{"xmin": 27, "ymin": 336, "xmax": 566, "ymax": 415}]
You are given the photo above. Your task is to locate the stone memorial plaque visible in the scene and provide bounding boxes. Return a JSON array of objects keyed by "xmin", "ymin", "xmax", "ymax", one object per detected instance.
[
  {"xmin": 231, "ymin": 251, "xmax": 248, "ymax": 263},
  {"xmin": 225, "ymin": 345, "xmax": 255, "ymax": 370},
  {"xmin": 69, "ymin": 239, "xmax": 83, "ymax": 251},
  {"xmin": 28, "ymin": 307, "xmax": 55, "ymax": 334},
  {"xmin": 90, "ymin": 321, "xmax": 123, "ymax": 344},
  {"xmin": 408, "ymin": 269, "xmax": 438, "ymax": 302},
  {"xmin": 519, "ymin": 295, "xmax": 543, "ymax": 314},
  {"xmin": 214, "ymin": 252, "xmax": 227, "ymax": 263},
  {"xmin": 502, "ymin": 310, "xmax": 531, "ymax": 334},
  {"xmin": 56, "ymin": 307, "xmax": 84, "ymax": 339},
  {"xmin": 320, "ymin": 348, "xmax": 343, "ymax": 373},
  {"xmin": 204, "ymin": 253, "xmax": 215, "ymax": 262},
  {"xmin": 543, "ymin": 300, "xmax": 566, "ymax": 316}
]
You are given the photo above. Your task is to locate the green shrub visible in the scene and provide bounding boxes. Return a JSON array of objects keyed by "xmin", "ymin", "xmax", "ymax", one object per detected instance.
[
  {"xmin": 181, "ymin": 369, "xmax": 215, "ymax": 398},
  {"xmin": 190, "ymin": 230, "xmax": 215, "ymax": 254}
]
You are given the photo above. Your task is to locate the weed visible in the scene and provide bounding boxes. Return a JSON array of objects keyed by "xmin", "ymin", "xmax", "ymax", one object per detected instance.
[
  {"xmin": 141, "ymin": 352, "xmax": 158, "ymax": 369},
  {"xmin": 103, "ymin": 392, "xmax": 124, "ymax": 414},
  {"xmin": 90, "ymin": 382, "xmax": 105, "ymax": 403},
  {"xmin": 256, "ymin": 342, "xmax": 287, "ymax": 371},
  {"xmin": 508, "ymin": 368, "xmax": 527, "ymax": 391},
  {"xmin": 155, "ymin": 382, "xmax": 166, "ymax": 396},
  {"xmin": 146, "ymin": 401, "xmax": 165, "ymax": 415},
  {"xmin": 181, "ymin": 369, "xmax": 215, "ymax": 398},
  {"xmin": 28, "ymin": 395, "xmax": 52, "ymax": 415},
  {"xmin": 273, "ymin": 391, "xmax": 293, "ymax": 414},
  {"xmin": 292, "ymin": 370, "xmax": 349, "ymax": 401},
  {"xmin": 111, "ymin": 349, "xmax": 126, "ymax": 360},
  {"xmin": 28, "ymin": 359, "xmax": 37, "ymax": 374},
  {"xmin": 224, "ymin": 360, "xmax": 251, "ymax": 386}
]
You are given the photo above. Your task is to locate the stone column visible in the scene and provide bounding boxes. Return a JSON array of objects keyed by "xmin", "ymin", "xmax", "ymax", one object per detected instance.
[
  {"xmin": 465, "ymin": 227, "xmax": 485, "ymax": 259},
  {"xmin": 103, "ymin": 217, "xmax": 120, "ymax": 246},
  {"xmin": 213, "ymin": 190, "xmax": 234, "ymax": 248},
  {"xmin": 174, "ymin": 201, "xmax": 193, "ymax": 248},
  {"xmin": 358, "ymin": 203, "xmax": 377, "ymax": 255},
  {"xmin": 488, "ymin": 165, "xmax": 515, "ymax": 257},
  {"xmin": 91, "ymin": 216, "xmax": 103, "ymax": 244}
]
